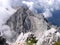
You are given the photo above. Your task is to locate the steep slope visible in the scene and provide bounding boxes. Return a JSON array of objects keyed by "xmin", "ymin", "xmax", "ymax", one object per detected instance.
[
  {"xmin": 4, "ymin": 6, "xmax": 50, "ymax": 42},
  {"xmin": 0, "ymin": 5, "xmax": 60, "ymax": 45},
  {"xmin": 6, "ymin": 6, "xmax": 48, "ymax": 36}
]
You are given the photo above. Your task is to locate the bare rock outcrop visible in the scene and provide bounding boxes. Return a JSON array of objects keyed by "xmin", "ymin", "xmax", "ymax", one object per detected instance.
[
  {"xmin": 6, "ymin": 6, "xmax": 48, "ymax": 35},
  {"xmin": 5, "ymin": 5, "xmax": 50, "ymax": 42}
]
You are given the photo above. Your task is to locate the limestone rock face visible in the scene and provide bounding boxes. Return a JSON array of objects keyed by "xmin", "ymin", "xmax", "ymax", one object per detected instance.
[
  {"xmin": 6, "ymin": 6, "xmax": 48, "ymax": 34},
  {"xmin": 1, "ymin": 5, "xmax": 60, "ymax": 45},
  {"xmin": 5, "ymin": 6, "xmax": 49, "ymax": 42}
]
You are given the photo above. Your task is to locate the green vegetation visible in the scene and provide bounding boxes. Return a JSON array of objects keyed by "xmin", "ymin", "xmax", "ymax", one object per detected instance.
[
  {"xmin": 26, "ymin": 35, "xmax": 37, "ymax": 45},
  {"xmin": 53, "ymin": 41, "xmax": 60, "ymax": 45}
]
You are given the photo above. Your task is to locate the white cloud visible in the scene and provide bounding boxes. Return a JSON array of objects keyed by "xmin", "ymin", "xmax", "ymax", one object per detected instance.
[
  {"xmin": 21, "ymin": 0, "xmax": 60, "ymax": 18},
  {"xmin": 0, "ymin": 0, "xmax": 16, "ymax": 26},
  {"xmin": 0, "ymin": 0, "xmax": 11, "ymax": 8},
  {"xmin": 43, "ymin": 9, "xmax": 52, "ymax": 18},
  {"xmin": 22, "ymin": 1, "xmax": 34, "ymax": 10},
  {"xmin": 0, "ymin": 0, "xmax": 16, "ymax": 42},
  {"xmin": 0, "ymin": 7, "xmax": 16, "ymax": 26}
]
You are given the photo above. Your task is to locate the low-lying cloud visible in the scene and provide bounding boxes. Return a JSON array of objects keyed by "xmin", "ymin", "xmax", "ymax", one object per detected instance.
[{"xmin": 22, "ymin": 0, "xmax": 60, "ymax": 18}]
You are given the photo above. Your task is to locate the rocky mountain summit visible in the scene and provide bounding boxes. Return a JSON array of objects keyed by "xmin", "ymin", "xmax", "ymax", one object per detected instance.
[
  {"xmin": 6, "ymin": 5, "xmax": 49, "ymax": 38},
  {"xmin": 0, "ymin": 5, "xmax": 60, "ymax": 45}
]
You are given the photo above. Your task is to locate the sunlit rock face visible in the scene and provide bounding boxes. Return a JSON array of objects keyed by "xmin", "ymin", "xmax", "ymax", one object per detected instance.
[
  {"xmin": 36, "ymin": 28, "xmax": 58, "ymax": 45},
  {"xmin": 6, "ymin": 6, "xmax": 30, "ymax": 33},
  {"xmin": 0, "ymin": 5, "xmax": 60, "ymax": 45},
  {"xmin": 5, "ymin": 5, "xmax": 49, "ymax": 42}
]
